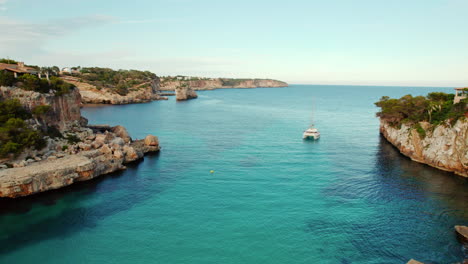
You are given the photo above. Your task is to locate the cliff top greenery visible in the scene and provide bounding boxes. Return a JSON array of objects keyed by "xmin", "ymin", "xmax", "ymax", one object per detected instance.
[
  {"xmin": 78, "ymin": 67, "xmax": 157, "ymax": 96},
  {"xmin": 375, "ymin": 92, "xmax": 467, "ymax": 127},
  {"xmin": 0, "ymin": 98, "xmax": 46, "ymax": 158}
]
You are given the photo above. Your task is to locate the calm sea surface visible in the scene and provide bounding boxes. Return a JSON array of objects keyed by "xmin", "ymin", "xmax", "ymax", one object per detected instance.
[{"xmin": 1, "ymin": 85, "xmax": 467, "ymax": 263}]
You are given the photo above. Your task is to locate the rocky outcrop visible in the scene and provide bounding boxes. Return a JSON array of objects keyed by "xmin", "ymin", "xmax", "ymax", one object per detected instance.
[
  {"xmin": 0, "ymin": 127, "xmax": 160, "ymax": 198},
  {"xmin": 175, "ymin": 85, "xmax": 198, "ymax": 101},
  {"xmin": 379, "ymin": 119, "xmax": 468, "ymax": 177},
  {"xmin": 455, "ymin": 225, "xmax": 468, "ymax": 245},
  {"xmin": 0, "ymin": 86, "xmax": 82, "ymax": 130},
  {"xmin": 160, "ymin": 78, "xmax": 288, "ymax": 91},
  {"xmin": 60, "ymin": 76, "xmax": 167, "ymax": 104},
  {"xmin": 0, "ymin": 84, "xmax": 161, "ymax": 198},
  {"xmin": 407, "ymin": 260, "xmax": 424, "ymax": 264}
]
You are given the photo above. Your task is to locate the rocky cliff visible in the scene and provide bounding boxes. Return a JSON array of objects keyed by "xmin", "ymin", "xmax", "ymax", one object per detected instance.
[
  {"xmin": 61, "ymin": 76, "xmax": 166, "ymax": 104},
  {"xmin": 380, "ymin": 120, "xmax": 468, "ymax": 177},
  {"xmin": 0, "ymin": 86, "xmax": 82, "ymax": 131},
  {"xmin": 160, "ymin": 78, "xmax": 288, "ymax": 91},
  {"xmin": 175, "ymin": 85, "xmax": 198, "ymax": 101},
  {"xmin": 0, "ymin": 85, "xmax": 160, "ymax": 198}
]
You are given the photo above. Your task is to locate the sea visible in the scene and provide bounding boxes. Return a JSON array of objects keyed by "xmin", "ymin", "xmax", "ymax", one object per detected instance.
[{"xmin": 0, "ymin": 85, "xmax": 467, "ymax": 264}]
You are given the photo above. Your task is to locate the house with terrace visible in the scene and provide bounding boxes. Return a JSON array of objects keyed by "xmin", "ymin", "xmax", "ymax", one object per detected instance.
[{"xmin": 0, "ymin": 62, "xmax": 38, "ymax": 78}]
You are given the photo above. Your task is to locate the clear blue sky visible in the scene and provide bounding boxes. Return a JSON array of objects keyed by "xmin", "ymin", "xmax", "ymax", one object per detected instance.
[{"xmin": 1, "ymin": 0, "xmax": 467, "ymax": 86}]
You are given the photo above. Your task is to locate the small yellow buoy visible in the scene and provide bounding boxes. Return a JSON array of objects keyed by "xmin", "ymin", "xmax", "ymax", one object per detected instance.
[{"xmin": 210, "ymin": 170, "xmax": 215, "ymax": 174}]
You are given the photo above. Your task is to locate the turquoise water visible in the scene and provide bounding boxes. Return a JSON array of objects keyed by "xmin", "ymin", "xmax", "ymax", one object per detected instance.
[{"xmin": 1, "ymin": 85, "xmax": 467, "ymax": 263}]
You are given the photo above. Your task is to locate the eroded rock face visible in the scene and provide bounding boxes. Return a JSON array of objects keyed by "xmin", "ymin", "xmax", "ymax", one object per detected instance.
[
  {"xmin": 175, "ymin": 85, "xmax": 198, "ymax": 101},
  {"xmin": 380, "ymin": 120, "xmax": 468, "ymax": 177},
  {"xmin": 0, "ymin": 86, "xmax": 82, "ymax": 131}
]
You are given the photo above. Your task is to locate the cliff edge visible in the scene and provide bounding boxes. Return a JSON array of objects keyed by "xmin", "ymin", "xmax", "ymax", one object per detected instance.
[{"xmin": 380, "ymin": 120, "xmax": 468, "ymax": 177}]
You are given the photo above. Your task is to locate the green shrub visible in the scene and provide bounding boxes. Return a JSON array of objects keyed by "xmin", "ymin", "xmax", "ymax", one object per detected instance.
[
  {"xmin": 0, "ymin": 71, "xmax": 15, "ymax": 86},
  {"xmin": 414, "ymin": 123, "xmax": 426, "ymax": 139},
  {"xmin": 32, "ymin": 105, "xmax": 51, "ymax": 116},
  {"xmin": 0, "ymin": 99, "xmax": 31, "ymax": 124},
  {"xmin": 65, "ymin": 134, "xmax": 80, "ymax": 144},
  {"xmin": 0, "ymin": 117, "xmax": 45, "ymax": 157}
]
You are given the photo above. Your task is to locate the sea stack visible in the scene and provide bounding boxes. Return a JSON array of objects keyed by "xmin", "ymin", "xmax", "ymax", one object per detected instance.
[{"xmin": 175, "ymin": 84, "xmax": 198, "ymax": 101}]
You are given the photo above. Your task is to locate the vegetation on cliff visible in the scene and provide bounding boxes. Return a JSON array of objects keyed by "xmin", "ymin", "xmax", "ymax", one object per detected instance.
[
  {"xmin": 0, "ymin": 99, "xmax": 46, "ymax": 157},
  {"xmin": 0, "ymin": 71, "xmax": 75, "ymax": 95},
  {"xmin": 78, "ymin": 67, "xmax": 157, "ymax": 96},
  {"xmin": 375, "ymin": 92, "xmax": 467, "ymax": 128}
]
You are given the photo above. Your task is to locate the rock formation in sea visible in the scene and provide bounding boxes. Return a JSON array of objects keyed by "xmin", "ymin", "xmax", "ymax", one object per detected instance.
[
  {"xmin": 0, "ymin": 85, "xmax": 160, "ymax": 198},
  {"xmin": 379, "ymin": 120, "xmax": 468, "ymax": 177},
  {"xmin": 175, "ymin": 84, "xmax": 198, "ymax": 101},
  {"xmin": 160, "ymin": 77, "xmax": 288, "ymax": 91}
]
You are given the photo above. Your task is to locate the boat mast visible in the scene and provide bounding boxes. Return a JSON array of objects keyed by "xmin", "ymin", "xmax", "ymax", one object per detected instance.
[{"xmin": 310, "ymin": 98, "xmax": 315, "ymax": 127}]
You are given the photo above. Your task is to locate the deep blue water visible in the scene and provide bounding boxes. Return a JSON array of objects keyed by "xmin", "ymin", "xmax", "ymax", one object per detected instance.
[{"xmin": 0, "ymin": 85, "xmax": 467, "ymax": 263}]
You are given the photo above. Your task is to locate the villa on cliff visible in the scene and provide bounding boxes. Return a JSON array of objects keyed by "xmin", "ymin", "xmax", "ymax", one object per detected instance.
[
  {"xmin": 0, "ymin": 62, "xmax": 38, "ymax": 77},
  {"xmin": 454, "ymin": 87, "xmax": 467, "ymax": 104}
]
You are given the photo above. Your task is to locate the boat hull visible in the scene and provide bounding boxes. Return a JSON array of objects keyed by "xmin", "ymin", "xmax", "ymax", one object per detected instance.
[{"xmin": 303, "ymin": 134, "xmax": 320, "ymax": 140}]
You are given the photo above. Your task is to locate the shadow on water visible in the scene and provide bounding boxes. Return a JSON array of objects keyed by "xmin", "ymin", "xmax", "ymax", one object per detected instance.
[
  {"xmin": 375, "ymin": 135, "xmax": 468, "ymax": 213},
  {"xmin": 308, "ymin": 135, "xmax": 468, "ymax": 263},
  {"xmin": 0, "ymin": 152, "xmax": 169, "ymax": 255}
]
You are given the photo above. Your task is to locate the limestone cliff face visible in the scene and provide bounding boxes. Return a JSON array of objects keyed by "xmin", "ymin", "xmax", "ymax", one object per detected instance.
[
  {"xmin": 380, "ymin": 120, "xmax": 468, "ymax": 177},
  {"xmin": 175, "ymin": 86, "xmax": 198, "ymax": 101},
  {"xmin": 160, "ymin": 78, "xmax": 288, "ymax": 91},
  {"xmin": 0, "ymin": 86, "xmax": 82, "ymax": 130},
  {"xmin": 61, "ymin": 76, "xmax": 166, "ymax": 104}
]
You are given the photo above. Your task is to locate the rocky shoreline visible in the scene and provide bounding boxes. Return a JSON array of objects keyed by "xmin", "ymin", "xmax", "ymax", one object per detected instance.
[
  {"xmin": 0, "ymin": 130, "xmax": 159, "ymax": 198},
  {"xmin": 0, "ymin": 85, "xmax": 160, "ymax": 198},
  {"xmin": 379, "ymin": 119, "xmax": 468, "ymax": 177}
]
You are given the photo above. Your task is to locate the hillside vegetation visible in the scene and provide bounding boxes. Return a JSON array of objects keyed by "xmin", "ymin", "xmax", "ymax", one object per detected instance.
[
  {"xmin": 375, "ymin": 92, "xmax": 467, "ymax": 128},
  {"xmin": 0, "ymin": 99, "xmax": 46, "ymax": 158},
  {"xmin": 78, "ymin": 67, "xmax": 157, "ymax": 96}
]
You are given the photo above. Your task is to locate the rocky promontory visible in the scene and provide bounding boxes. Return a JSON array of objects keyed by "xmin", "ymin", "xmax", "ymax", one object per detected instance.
[
  {"xmin": 61, "ymin": 75, "xmax": 166, "ymax": 105},
  {"xmin": 160, "ymin": 77, "xmax": 288, "ymax": 91},
  {"xmin": 379, "ymin": 120, "xmax": 468, "ymax": 177},
  {"xmin": 0, "ymin": 130, "xmax": 159, "ymax": 198},
  {"xmin": 376, "ymin": 92, "xmax": 468, "ymax": 177},
  {"xmin": 0, "ymin": 83, "xmax": 160, "ymax": 198}
]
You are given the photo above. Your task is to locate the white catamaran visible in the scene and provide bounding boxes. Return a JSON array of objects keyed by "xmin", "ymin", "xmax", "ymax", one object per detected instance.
[{"xmin": 303, "ymin": 101, "xmax": 320, "ymax": 140}]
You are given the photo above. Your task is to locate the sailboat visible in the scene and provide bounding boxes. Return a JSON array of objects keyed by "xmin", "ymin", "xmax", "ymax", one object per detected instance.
[{"xmin": 303, "ymin": 100, "xmax": 320, "ymax": 140}]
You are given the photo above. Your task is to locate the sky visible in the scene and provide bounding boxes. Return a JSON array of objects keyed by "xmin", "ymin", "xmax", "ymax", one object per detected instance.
[{"xmin": 0, "ymin": 0, "xmax": 467, "ymax": 86}]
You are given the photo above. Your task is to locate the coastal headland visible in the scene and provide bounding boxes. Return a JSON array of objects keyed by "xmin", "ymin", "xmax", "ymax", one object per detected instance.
[{"xmin": 376, "ymin": 91, "xmax": 468, "ymax": 178}]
